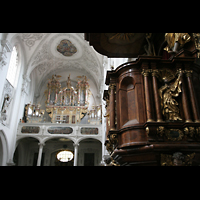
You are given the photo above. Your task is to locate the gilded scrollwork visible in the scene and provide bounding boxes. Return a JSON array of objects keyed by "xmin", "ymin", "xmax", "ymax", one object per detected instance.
[
  {"xmin": 109, "ymin": 133, "xmax": 118, "ymax": 145},
  {"xmin": 161, "ymin": 152, "xmax": 195, "ymax": 166},
  {"xmin": 165, "ymin": 129, "xmax": 184, "ymax": 141},
  {"xmin": 157, "ymin": 127, "xmax": 184, "ymax": 141},
  {"xmin": 105, "ymin": 133, "xmax": 118, "ymax": 154},
  {"xmin": 184, "ymin": 127, "xmax": 195, "ymax": 138},
  {"xmin": 105, "ymin": 139, "xmax": 113, "ymax": 153},
  {"xmin": 104, "ymin": 155, "xmax": 120, "ymax": 166},
  {"xmin": 108, "ymin": 83, "xmax": 116, "ymax": 95},
  {"xmin": 157, "ymin": 126, "xmax": 200, "ymax": 140},
  {"xmin": 195, "ymin": 127, "xmax": 200, "ymax": 137},
  {"xmin": 157, "ymin": 126, "xmax": 165, "ymax": 137},
  {"xmin": 184, "ymin": 126, "xmax": 200, "ymax": 138}
]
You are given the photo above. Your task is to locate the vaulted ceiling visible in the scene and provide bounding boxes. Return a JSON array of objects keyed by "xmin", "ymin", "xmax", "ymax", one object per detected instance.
[{"xmin": 7, "ymin": 33, "xmax": 104, "ymax": 94}]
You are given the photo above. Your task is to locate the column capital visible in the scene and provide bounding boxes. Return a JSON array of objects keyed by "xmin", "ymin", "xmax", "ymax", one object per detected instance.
[
  {"xmin": 142, "ymin": 69, "xmax": 152, "ymax": 76},
  {"xmin": 152, "ymin": 69, "xmax": 159, "ymax": 77},
  {"xmin": 109, "ymin": 83, "xmax": 116, "ymax": 90},
  {"xmin": 73, "ymin": 143, "xmax": 79, "ymax": 147},
  {"xmin": 38, "ymin": 142, "xmax": 45, "ymax": 147},
  {"xmin": 184, "ymin": 70, "xmax": 193, "ymax": 77}
]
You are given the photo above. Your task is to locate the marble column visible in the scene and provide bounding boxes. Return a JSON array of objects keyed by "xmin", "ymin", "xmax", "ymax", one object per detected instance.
[
  {"xmin": 73, "ymin": 143, "xmax": 79, "ymax": 166},
  {"xmin": 37, "ymin": 142, "xmax": 45, "ymax": 166}
]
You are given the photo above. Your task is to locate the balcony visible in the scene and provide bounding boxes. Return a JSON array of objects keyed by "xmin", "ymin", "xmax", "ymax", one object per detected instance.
[{"xmin": 17, "ymin": 122, "xmax": 102, "ymax": 144}]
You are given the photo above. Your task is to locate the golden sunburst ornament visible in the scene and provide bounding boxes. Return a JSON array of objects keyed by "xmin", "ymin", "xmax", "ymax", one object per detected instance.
[{"xmin": 109, "ymin": 33, "xmax": 135, "ymax": 41}]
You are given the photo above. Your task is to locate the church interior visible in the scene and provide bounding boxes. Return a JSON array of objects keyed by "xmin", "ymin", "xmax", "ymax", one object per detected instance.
[{"xmin": 1, "ymin": 33, "xmax": 200, "ymax": 166}]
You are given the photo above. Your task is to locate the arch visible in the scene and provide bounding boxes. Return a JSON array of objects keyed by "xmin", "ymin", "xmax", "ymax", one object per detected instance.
[
  {"xmin": 15, "ymin": 136, "xmax": 41, "ymax": 152},
  {"xmin": 43, "ymin": 136, "xmax": 75, "ymax": 166},
  {"xmin": 77, "ymin": 137, "xmax": 102, "ymax": 144},
  {"xmin": 78, "ymin": 137, "xmax": 102, "ymax": 166},
  {"xmin": 13, "ymin": 136, "xmax": 40, "ymax": 166},
  {"xmin": 15, "ymin": 136, "xmax": 41, "ymax": 149},
  {"xmin": 9, "ymin": 34, "xmax": 27, "ymax": 76},
  {"xmin": 43, "ymin": 136, "xmax": 75, "ymax": 144},
  {"xmin": 120, "ymin": 76, "xmax": 134, "ymax": 90},
  {"xmin": 0, "ymin": 130, "xmax": 9, "ymax": 166}
]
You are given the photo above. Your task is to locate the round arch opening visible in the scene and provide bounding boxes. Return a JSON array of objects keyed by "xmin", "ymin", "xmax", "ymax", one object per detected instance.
[
  {"xmin": 44, "ymin": 137, "xmax": 74, "ymax": 166},
  {"xmin": 78, "ymin": 138, "xmax": 102, "ymax": 166},
  {"xmin": 13, "ymin": 137, "xmax": 40, "ymax": 166}
]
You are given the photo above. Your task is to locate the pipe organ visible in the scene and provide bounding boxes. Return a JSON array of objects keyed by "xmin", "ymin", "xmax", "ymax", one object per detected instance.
[
  {"xmin": 25, "ymin": 103, "xmax": 45, "ymax": 123},
  {"xmin": 44, "ymin": 74, "xmax": 101, "ymax": 124}
]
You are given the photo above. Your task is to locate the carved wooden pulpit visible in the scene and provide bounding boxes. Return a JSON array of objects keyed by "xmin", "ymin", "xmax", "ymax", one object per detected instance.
[{"xmin": 88, "ymin": 33, "xmax": 200, "ymax": 166}]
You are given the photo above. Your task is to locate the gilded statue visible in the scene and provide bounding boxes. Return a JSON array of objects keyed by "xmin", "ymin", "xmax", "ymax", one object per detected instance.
[
  {"xmin": 66, "ymin": 74, "xmax": 71, "ymax": 89},
  {"xmin": 158, "ymin": 69, "xmax": 183, "ymax": 121},
  {"xmin": 164, "ymin": 33, "xmax": 191, "ymax": 53}
]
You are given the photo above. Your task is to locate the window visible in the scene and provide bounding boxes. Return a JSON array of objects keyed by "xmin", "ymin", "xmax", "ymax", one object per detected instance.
[
  {"xmin": 57, "ymin": 150, "xmax": 73, "ymax": 162},
  {"xmin": 6, "ymin": 46, "xmax": 19, "ymax": 86}
]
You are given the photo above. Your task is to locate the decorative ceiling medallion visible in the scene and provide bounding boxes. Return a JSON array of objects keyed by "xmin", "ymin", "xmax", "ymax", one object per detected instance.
[{"xmin": 57, "ymin": 39, "xmax": 77, "ymax": 56}]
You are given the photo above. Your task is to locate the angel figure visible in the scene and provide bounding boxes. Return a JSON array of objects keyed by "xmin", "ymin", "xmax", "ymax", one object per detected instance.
[
  {"xmin": 159, "ymin": 70, "xmax": 183, "ymax": 121},
  {"xmin": 164, "ymin": 33, "xmax": 191, "ymax": 53}
]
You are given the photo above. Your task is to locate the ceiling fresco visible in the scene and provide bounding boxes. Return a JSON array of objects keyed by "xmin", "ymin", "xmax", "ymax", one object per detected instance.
[{"xmin": 56, "ymin": 39, "xmax": 77, "ymax": 57}]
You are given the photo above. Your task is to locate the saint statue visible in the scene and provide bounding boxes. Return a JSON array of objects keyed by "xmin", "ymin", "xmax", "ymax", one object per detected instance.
[
  {"xmin": 164, "ymin": 33, "xmax": 191, "ymax": 53},
  {"xmin": 1, "ymin": 94, "xmax": 12, "ymax": 114},
  {"xmin": 159, "ymin": 70, "xmax": 183, "ymax": 121}
]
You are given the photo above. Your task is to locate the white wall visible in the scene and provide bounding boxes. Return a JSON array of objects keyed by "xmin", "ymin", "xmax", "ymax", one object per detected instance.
[{"xmin": 0, "ymin": 34, "xmax": 28, "ymax": 165}]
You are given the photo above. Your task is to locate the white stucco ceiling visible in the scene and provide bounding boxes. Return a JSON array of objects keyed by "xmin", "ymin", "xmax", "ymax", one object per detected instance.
[{"xmin": 8, "ymin": 33, "xmax": 104, "ymax": 94}]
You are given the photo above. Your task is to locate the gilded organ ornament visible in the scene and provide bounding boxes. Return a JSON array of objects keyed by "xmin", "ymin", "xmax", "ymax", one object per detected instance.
[
  {"xmin": 44, "ymin": 74, "xmax": 101, "ymax": 124},
  {"xmin": 25, "ymin": 103, "xmax": 45, "ymax": 123}
]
